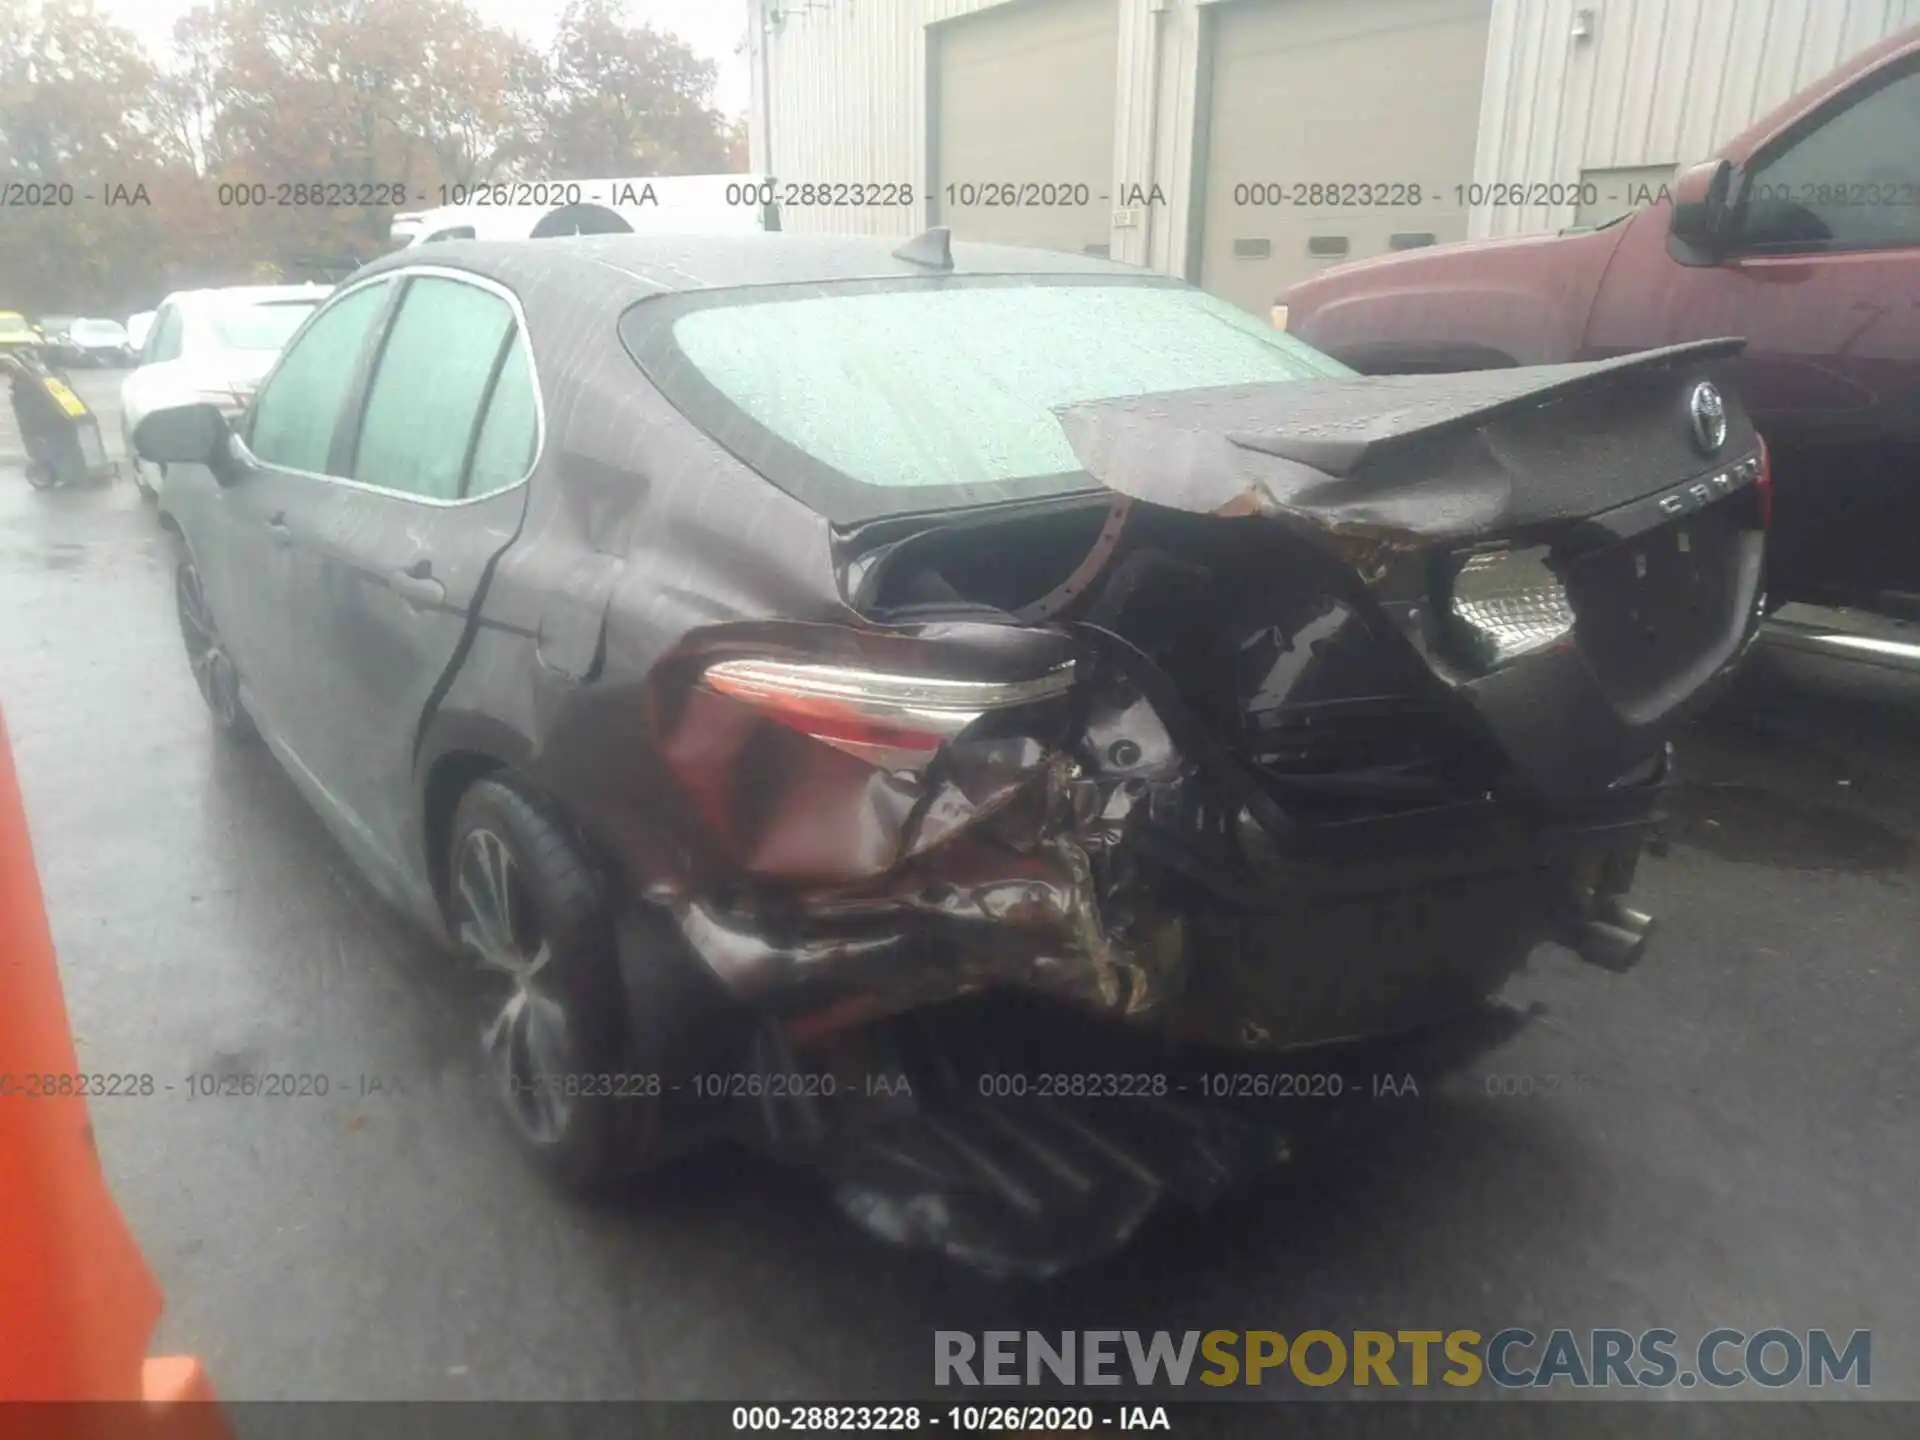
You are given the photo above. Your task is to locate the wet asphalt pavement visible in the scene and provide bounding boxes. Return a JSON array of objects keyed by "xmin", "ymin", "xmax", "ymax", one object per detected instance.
[{"xmin": 2, "ymin": 370, "xmax": 1917, "ymax": 1404}]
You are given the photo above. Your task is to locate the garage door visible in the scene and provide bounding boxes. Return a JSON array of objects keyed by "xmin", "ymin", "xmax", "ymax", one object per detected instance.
[
  {"xmin": 931, "ymin": 0, "xmax": 1119, "ymax": 255},
  {"xmin": 1198, "ymin": 0, "xmax": 1492, "ymax": 315}
]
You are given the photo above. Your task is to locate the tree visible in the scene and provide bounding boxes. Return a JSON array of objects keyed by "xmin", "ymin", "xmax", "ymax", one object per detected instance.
[
  {"xmin": 0, "ymin": 0, "xmax": 178, "ymax": 312},
  {"xmin": 416, "ymin": 24, "xmax": 547, "ymax": 187},
  {"xmin": 198, "ymin": 0, "xmax": 549, "ymax": 260},
  {"xmin": 537, "ymin": 0, "xmax": 735, "ymax": 176},
  {"xmin": 151, "ymin": 5, "xmax": 227, "ymax": 177},
  {"xmin": 0, "ymin": 0, "xmax": 161, "ymax": 175},
  {"xmin": 0, "ymin": 0, "xmax": 745, "ymax": 315}
]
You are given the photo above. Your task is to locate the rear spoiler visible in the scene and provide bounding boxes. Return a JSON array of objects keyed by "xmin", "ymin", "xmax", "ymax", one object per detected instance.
[{"xmin": 1052, "ymin": 338, "xmax": 1748, "ymax": 539}]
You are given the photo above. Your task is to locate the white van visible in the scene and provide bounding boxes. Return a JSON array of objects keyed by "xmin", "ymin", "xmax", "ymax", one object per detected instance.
[{"xmin": 389, "ymin": 174, "xmax": 778, "ymax": 248}]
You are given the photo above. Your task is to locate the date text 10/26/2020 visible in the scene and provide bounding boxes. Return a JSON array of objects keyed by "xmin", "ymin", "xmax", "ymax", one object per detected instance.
[{"xmin": 0, "ymin": 1067, "xmax": 1446, "ymax": 1105}]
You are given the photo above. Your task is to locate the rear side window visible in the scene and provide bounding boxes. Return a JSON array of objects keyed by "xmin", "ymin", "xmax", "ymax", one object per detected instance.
[
  {"xmin": 463, "ymin": 337, "xmax": 538, "ymax": 497},
  {"xmin": 246, "ymin": 280, "xmax": 390, "ymax": 474},
  {"xmin": 352, "ymin": 276, "xmax": 516, "ymax": 500}
]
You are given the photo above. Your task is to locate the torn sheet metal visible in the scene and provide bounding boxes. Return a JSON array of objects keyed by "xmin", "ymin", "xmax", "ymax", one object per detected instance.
[{"xmin": 597, "ymin": 641, "xmax": 1194, "ymax": 1026}]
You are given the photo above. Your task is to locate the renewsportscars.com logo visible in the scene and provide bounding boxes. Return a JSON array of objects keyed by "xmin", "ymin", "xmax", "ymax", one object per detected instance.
[{"xmin": 933, "ymin": 1328, "xmax": 1872, "ymax": 1391}]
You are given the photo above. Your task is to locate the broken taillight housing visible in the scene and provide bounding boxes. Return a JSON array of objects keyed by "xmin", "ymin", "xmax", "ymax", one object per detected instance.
[
  {"xmin": 1442, "ymin": 545, "xmax": 1576, "ymax": 668},
  {"xmin": 699, "ymin": 658, "xmax": 1076, "ymax": 766}
]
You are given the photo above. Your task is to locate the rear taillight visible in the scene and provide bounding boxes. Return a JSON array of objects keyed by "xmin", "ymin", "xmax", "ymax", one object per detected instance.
[
  {"xmin": 1753, "ymin": 432, "xmax": 1772, "ymax": 529},
  {"xmin": 699, "ymin": 658, "xmax": 1075, "ymax": 766}
]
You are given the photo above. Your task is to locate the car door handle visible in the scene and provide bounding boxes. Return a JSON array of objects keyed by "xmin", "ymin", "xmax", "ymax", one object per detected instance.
[
  {"xmin": 392, "ymin": 558, "xmax": 444, "ymax": 610},
  {"xmin": 265, "ymin": 510, "xmax": 290, "ymax": 544}
]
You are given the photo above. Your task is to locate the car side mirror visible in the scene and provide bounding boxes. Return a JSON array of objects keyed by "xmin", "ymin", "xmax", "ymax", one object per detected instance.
[
  {"xmin": 132, "ymin": 403, "xmax": 236, "ymax": 480},
  {"xmin": 1669, "ymin": 158, "xmax": 1735, "ymax": 256}
]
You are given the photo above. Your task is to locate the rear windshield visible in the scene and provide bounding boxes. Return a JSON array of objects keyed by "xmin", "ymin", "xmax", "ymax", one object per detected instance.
[
  {"xmin": 623, "ymin": 276, "xmax": 1353, "ymax": 524},
  {"xmin": 73, "ymin": 319, "xmax": 125, "ymax": 339},
  {"xmin": 213, "ymin": 300, "xmax": 320, "ymax": 350}
]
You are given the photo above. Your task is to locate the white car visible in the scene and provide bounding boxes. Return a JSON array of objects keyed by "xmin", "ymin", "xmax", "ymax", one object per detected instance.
[
  {"xmin": 67, "ymin": 317, "xmax": 135, "ymax": 366},
  {"xmin": 121, "ymin": 284, "xmax": 329, "ymax": 500},
  {"xmin": 126, "ymin": 310, "xmax": 156, "ymax": 351}
]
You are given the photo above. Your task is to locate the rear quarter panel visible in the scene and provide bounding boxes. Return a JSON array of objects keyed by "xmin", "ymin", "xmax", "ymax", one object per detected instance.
[{"xmin": 416, "ymin": 298, "xmax": 856, "ymax": 909}]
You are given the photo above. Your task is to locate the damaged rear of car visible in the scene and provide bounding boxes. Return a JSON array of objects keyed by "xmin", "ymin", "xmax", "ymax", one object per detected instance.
[
  {"xmin": 582, "ymin": 252, "xmax": 1770, "ymax": 1268},
  {"xmin": 612, "ymin": 266, "xmax": 1768, "ymax": 1051},
  {"xmin": 145, "ymin": 233, "xmax": 1771, "ymax": 1276}
]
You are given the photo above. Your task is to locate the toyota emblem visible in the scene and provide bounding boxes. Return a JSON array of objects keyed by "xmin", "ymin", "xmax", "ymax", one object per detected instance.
[{"xmin": 1688, "ymin": 381, "xmax": 1728, "ymax": 456}]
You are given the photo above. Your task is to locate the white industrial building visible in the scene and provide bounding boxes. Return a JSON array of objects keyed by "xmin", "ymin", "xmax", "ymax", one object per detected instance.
[{"xmin": 745, "ymin": 0, "xmax": 1920, "ymax": 314}]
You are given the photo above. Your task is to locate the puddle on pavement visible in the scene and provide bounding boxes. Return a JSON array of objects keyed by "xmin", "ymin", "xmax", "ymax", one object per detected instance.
[{"xmin": 1662, "ymin": 781, "xmax": 1913, "ymax": 873}]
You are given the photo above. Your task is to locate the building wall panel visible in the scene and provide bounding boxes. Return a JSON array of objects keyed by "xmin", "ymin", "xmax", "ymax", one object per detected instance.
[
  {"xmin": 747, "ymin": 0, "xmax": 1920, "ymax": 260},
  {"xmin": 749, "ymin": 0, "xmax": 929, "ymax": 237}
]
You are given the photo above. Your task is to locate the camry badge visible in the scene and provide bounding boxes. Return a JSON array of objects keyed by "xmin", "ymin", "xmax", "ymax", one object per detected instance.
[{"xmin": 1688, "ymin": 381, "xmax": 1728, "ymax": 456}]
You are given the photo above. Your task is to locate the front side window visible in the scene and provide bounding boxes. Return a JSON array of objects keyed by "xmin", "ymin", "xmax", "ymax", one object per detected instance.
[
  {"xmin": 1739, "ymin": 64, "xmax": 1920, "ymax": 251},
  {"xmin": 351, "ymin": 275, "xmax": 517, "ymax": 500},
  {"xmin": 628, "ymin": 278, "xmax": 1354, "ymax": 522},
  {"xmin": 246, "ymin": 279, "xmax": 391, "ymax": 475}
]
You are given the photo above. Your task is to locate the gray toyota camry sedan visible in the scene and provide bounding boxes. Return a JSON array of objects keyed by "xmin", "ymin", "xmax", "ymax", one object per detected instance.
[{"xmin": 134, "ymin": 229, "xmax": 1771, "ymax": 1275}]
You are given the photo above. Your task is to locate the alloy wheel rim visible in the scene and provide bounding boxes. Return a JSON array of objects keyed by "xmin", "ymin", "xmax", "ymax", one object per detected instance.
[
  {"xmin": 454, "ymin": 826, "xmax": 574, "ymax": 1144},
  {"xmin": 175, "ymin": 565, "xmax": 239, "ymax": 725}
]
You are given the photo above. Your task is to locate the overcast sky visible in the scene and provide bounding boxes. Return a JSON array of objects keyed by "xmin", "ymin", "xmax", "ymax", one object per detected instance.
[{"xmin": 94, "ymin": 0, "xmax": 754, "ymax": 118}]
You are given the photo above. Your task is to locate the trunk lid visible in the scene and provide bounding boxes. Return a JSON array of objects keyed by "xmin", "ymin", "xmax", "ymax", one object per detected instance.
[
  {"xmin": 850, "ymin": 339, "xmax": 1769, "ymax": 803},
  {"xmin": 1050, "ymin": 338, "xmax": 1750, "ymax": 540},
  {"xmin": 1040, "ymin": 338, "xmax": 1770, "ymax": 797}
]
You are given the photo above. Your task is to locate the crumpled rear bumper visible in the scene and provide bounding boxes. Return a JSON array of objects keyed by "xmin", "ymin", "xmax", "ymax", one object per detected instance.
[
  {"xmin": 746, "ymin": 991, "xmax": 1541, "ymax": 1278},
  {"xmin": 1140, "ymin": 771, "xmax": 1664, "ymax": 1051},
  {"xmin": 638, "ymin": 644, "xmax": 1671, "ymax": 1056}
]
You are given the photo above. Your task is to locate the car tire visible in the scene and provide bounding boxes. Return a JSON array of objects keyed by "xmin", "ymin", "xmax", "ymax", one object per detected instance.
[
  {"xmin": 447, "ymin": 777, "xmax": 683, "ymax": 1192},
  {"xmin": 174, "ymin": 557, "xmax": 256, "ymax": 740}
]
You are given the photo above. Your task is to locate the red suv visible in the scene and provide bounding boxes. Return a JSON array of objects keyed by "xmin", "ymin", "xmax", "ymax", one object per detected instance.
[{"xmin": 1283, "ymin": 28, "xmax": 1920, "ymax": 619}]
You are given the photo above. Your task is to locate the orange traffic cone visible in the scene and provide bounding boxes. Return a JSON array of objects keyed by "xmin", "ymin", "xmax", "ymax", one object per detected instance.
[{"xmin": 0, "ymin": 702, "xmax": 232, "ymax": 1438}]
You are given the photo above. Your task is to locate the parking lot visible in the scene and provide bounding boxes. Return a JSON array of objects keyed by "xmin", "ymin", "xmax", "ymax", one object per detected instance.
[{"xmin": 3, "ymin": 368, "xmax": 1919, "ymax": 1403}]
